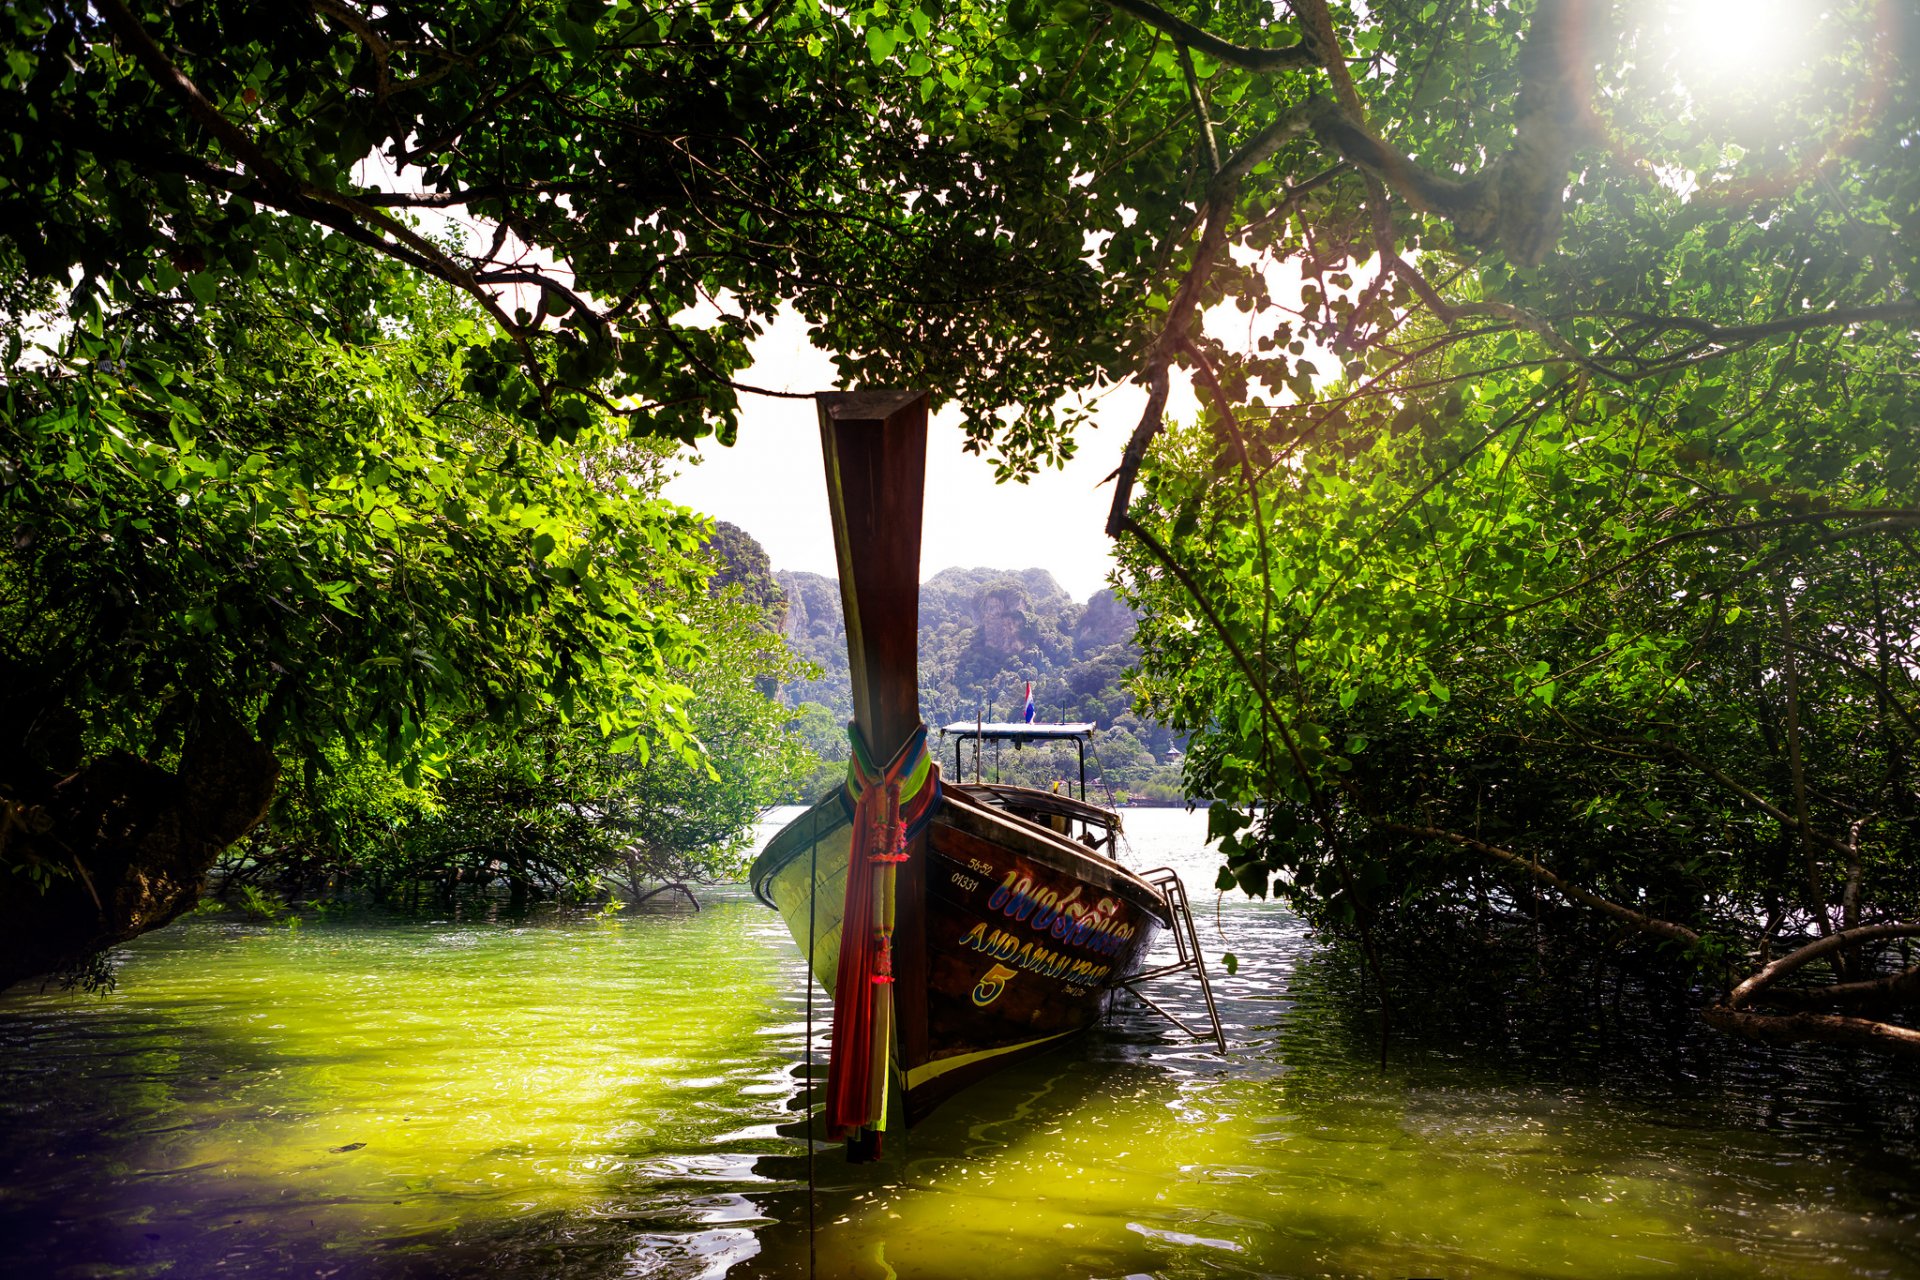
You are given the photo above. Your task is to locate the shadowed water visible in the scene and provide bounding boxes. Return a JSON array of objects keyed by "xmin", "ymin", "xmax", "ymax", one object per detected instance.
[{"xmin": 0, "ymin": 809, "xmax": 1914, "ymax": 1279}]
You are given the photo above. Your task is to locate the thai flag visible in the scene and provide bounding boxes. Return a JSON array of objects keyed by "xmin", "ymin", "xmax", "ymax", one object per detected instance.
[{"xmin": 1022, "ymin": 681, "xmax": 1035, "ymax": 724}]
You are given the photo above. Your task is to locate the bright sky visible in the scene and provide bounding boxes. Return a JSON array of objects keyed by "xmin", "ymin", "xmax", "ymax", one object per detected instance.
[{"xmin": 663, "ymin": 307, "xmax": 1200, "ymax": 602}]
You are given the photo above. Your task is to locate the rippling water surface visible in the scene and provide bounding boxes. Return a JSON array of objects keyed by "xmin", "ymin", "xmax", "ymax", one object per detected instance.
[{"xmin": 1, "ymin": 808, "xmax": 1914, "ymax": 1279}]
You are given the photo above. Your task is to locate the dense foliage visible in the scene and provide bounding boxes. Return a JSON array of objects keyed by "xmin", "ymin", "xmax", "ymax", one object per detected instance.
[
  {"xmin": 0, "ymin": 242, "xmax": 788, "ymax": 975},
  {"xmin": 2, "ymin": 254, "xmax": 709, "ymax": 785},
  {"xmin": 230, "ymin": 590, "xmax": 814, "ymax": 912},
  {"xmin": 1, "ymin": 0, "xmax": 1148, "ymax": 467},
  {"xmin": 1105, "ymin": 2, "xmax": 1920, "ymax": 1055}
]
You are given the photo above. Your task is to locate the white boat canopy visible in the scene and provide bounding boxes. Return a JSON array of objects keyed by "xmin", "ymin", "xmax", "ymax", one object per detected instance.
[
  {"xmin": 938, "ymin": 722, "xmax": 1101, "ymax": 795},
  {"xmin": 938, "ymin": 722, "xmax": 1097, "ymax": 742}
]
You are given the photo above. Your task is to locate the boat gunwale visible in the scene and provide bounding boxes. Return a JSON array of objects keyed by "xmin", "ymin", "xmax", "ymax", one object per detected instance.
[
  {"xmin": 749, "ymin": 782, "xmax": 1167, "ymax": 922},
  {"xmin": 949, "ymin": 781, "xmax": 1124, "ymax": 832},
  {"xmin": 749, "ymin": 791, "xmax": 849, "ymax": 908}
]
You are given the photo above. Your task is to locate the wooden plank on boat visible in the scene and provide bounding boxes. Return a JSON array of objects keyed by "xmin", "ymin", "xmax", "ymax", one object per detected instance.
[{"xmin": 817, "ymin": 390, "xmax": 927, "ymax": 763}]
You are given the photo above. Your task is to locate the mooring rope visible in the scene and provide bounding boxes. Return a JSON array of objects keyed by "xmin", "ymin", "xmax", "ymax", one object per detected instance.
[
  {"xmin": 804, "ymin": 804, "xmax": 819, "ymax": 1279},
  {"xmin": 1083, "ymin": 737, "xmax": 1139, "ymax": 863}
]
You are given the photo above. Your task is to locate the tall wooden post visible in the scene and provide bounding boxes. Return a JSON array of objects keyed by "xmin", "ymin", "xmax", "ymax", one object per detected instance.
[{"xmin": 817, "ymin": 390, "xmax": 928, "ymax": 761}]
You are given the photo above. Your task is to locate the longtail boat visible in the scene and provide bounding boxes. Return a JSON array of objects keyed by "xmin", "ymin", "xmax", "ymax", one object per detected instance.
[{"xmin": 749, "ymin": 390, "xmax": 1182, "ymax": 1162}]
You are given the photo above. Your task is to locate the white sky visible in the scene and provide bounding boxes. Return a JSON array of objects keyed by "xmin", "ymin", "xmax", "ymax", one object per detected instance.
[{"xmin": 663, "ymin": 306, "xmax": 1201, "ymax": 602}]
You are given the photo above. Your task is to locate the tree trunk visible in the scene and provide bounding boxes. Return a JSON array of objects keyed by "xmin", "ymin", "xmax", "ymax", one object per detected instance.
[
  {"xmin": 0, "ymin": 712, "xmax": 278, "ymax": 991},
  {"xmin": 1773, "ymin": 577, "xmax": 1830, "ymax": 941},
  {"xmin": 1703, "ymin": 1006, "xmax": 1920, "ymax": 1058}
]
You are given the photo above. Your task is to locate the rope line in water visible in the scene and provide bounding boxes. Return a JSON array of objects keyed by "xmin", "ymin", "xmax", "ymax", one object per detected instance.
[{"xmin": 805, "ymin": 805, "xmax": 819, "ymax": 1280}]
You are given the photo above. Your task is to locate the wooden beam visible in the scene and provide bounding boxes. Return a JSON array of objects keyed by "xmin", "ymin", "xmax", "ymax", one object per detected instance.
[{"xmin": 817, "ymin": 390, "xmax": 929, "ymax": 763}]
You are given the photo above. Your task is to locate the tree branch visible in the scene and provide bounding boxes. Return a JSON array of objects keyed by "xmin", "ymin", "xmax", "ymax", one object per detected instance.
[
  {"xmin": 1728, "ymin": 921, "xmax": 1920, "ymax": 1008},
  {"xmin": 1702, "ymin": 1005, "xmax": 1920, "ymax": 1058},
  {"xmin": 1178, "ymin": 43, "xmax": 1220, "ymax": 175},
  {"xmin": 1302, "ymin": 2, "xmax": 1598, "ymax": 265},
  {"xmin": 310, "ymin": 0, "xmax": 394, "ymax": 105},
  {"xmin": 1755, "ymin": 962, "xmax": 1920, "ymax": 1012},
  {"xmin": 1104, "ymin": 104, "xmax": 1317, "ymax": 539},
  {"xmin": 1385, "ymin": 823, "xmax": 1702, "ymax": 946},
  {"xmin": 1100, "ymin": 0, "xmax": 1317, "ymax": 72},
  {"xmin": 1479, "ymin": 509, "xmax": 1920, "ymax": 631},
  {"xmin": 1598, "ymin": 299, "xmax": 1919, "ymax": 345},
  {"xmin": 97, "ymin": 0, "xmax": 546, "ymax": 380},
  {"xmin": 1654, "ymin": 740, "xmax": 1857, "ymax": 863}
]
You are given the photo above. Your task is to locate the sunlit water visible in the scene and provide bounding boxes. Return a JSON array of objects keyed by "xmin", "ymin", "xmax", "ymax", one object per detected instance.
[{"xmin": 1, "ymin": 809, "xmax": 1915, "ymax": 1279}]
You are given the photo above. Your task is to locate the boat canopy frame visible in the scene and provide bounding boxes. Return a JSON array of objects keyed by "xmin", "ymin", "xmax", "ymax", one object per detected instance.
[{"xmin": 938, "ymin": 721, "xmax": 1097, "ymax": 798}]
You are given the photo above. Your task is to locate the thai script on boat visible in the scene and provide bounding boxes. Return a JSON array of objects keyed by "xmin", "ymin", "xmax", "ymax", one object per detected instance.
[
  {"xmin": 959, "ymin": 922, "xmax": 1113, "ymax": 988},
  {"xmin": 986, "ymin": 870, "xmax": 1136, "ymax": 957}
]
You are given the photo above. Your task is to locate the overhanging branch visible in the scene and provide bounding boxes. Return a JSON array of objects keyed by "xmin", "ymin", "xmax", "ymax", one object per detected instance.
[
  {"xmin": 1702, "ymin": 1005, "xmax": 1920, "ymax": 1058},
  {"xmin": 1101, "ymin": 0, "xmax": 1317, "ymax": 72},
  {"xmin": 1384, "ymin": 822, "xmax": 1703, "ymax": 947},
  {"xmin": 1729, "ymin": 922, "xmax": 1920, "ymax": 1008}
]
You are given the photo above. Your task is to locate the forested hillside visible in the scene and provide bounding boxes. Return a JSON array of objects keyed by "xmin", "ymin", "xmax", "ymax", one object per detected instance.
[{"xmin": 772, "ymin": 566, "xmax": 1186, "ymax": 802}]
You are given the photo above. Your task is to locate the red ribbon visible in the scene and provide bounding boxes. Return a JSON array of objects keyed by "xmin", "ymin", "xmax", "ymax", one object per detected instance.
[{"xmin": 826, "ymin": 726, "xmax": 938, "ymax": 1144}]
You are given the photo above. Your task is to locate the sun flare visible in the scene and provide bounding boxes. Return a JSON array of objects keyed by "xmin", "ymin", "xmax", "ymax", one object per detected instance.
[{"xmin": 1671, "ymin": 0, "xmax": 1803, "ymax": 86}]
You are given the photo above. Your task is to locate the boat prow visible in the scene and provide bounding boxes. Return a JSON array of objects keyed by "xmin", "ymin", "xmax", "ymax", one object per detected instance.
[
  {"xmin": 751, "ymin": 779, "xmax": 1167, "ymax": 1123},
  {"xmin": 751, "ymin": 388, "xmax": 1193, "ymax": 1156}
]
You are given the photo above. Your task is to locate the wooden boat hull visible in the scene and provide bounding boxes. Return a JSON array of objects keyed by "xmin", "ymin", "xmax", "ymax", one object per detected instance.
[{"xmin": 753, "ymin": 783, "xmax": 1168, "ymax": 1124}]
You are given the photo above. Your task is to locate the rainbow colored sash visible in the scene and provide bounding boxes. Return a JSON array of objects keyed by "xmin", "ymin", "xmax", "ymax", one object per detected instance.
[{"xmin": 827, "ymin": 722, "xmax": 940, "ymax": 1152}]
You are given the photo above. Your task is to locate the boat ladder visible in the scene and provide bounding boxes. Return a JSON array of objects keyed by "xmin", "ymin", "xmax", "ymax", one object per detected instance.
[{"xmin": 1119, "ymin": 868, "xmax": 1227, "ymax": 1052}]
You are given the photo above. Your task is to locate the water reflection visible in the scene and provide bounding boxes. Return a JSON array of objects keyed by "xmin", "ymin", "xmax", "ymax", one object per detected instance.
[
  {"xmin": 743, "ymin": 820, "xmax": 1920, "ymax": 1280},
  {"xmin": 0, "ymin": 809, "xmax": 1914, "ymax": 1279}
]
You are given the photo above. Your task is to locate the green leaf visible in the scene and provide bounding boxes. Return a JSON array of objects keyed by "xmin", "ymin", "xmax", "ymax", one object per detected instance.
[{"xmin": 1207, "ymin": 804, "xmax": 1248, "ymax": 843}]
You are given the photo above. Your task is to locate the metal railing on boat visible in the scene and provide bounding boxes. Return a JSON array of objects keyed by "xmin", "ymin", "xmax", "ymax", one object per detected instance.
[{"xmin": 1118, "ymin": 868, "xmax": 1228, "ymax": 1053}]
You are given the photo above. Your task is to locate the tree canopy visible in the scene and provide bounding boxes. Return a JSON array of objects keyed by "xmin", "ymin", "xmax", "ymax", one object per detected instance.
[
  {"xmin": 9, "ymin": 2, "xmax": 1911, "ymax": 474},
  {"xmin": 4, "ymin": 0, "xmax": 1150, "ymax": 466},
  {"xmin": 5, "ymin": 0, "xmax": 1918, "ymax": 1050},
  {"xmin": 0, "ymin": 235, "xmax": 718, "ymax": 982},
  {"xmin": 1096, "ymin": 1, "xmax": 1920, "ymax": 1058}
]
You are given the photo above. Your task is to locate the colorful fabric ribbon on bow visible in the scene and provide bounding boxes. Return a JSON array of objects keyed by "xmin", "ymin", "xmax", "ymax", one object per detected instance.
[{"xmin": 826, "ymin": 721, "xmax": 940, "ymax": 1150}]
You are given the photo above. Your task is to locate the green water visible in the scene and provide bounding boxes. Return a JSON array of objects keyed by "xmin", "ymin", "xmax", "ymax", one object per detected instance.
[{"xmin": 1, "ymin": 810, "xmax": 1914, "ymax": 1279}]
